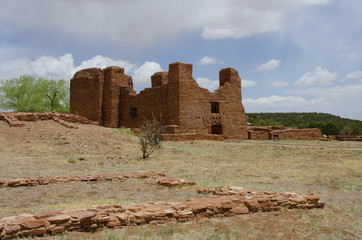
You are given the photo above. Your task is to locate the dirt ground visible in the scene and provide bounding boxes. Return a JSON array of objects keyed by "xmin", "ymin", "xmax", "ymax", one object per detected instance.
[{"xmin": 0, "ymin": 120, "xmax": 361, "ymax": 239}]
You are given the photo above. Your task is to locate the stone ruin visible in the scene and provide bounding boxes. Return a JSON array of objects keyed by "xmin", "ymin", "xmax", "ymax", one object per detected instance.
[
  {"xmin": 247, "ymin": 126, "xmax": 322, "ymax": 140},
  {"xmin": 0, "ymin": 172, "xmax": 324, "ymax": 239},
  {"xmin": 70, "ymin": 62, "xmax": 248, "ymax": 140}
]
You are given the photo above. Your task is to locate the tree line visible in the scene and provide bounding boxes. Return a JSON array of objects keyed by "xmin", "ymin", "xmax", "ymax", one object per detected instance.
[
  {"xmin": 0, "ymin": 75, "xmax": 69, "ymax": 113},
  {"xmin": 247, "ymin": 112, "xmax": 361, "ymax": 136}
]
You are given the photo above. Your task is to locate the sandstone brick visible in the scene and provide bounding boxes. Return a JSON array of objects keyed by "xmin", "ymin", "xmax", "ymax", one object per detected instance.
[
  {"xmin": 305, "ymin": 194, "xmax": 320, "ymax": 204},
  {"xmin": 47, "ymin": 225, "xmax": 65, "ymax": 234},
  {"xmin": 230, "ymin": 205, "xmax": 249, "ymax": 214},
  {"xmin": 79, "ymin": 212, "xmax": 97, "ymax": 222},
  {"xmin": 46, "ymin": 214, "xmax": 71, "ymax": 224},
  {"xmin": 4, "ymin": 225, "xmax": 20, "ymax": 235},
  {"xmin": 243, "ymin": 200, "xmax": 261, "ymax": 212},
  {"xmin": 18, "ymin": 227, "xmax": 46, "ymax": 237},
  {"xmin": 20, "ymin": 218, "xmax": 46, "ymax": 229}
]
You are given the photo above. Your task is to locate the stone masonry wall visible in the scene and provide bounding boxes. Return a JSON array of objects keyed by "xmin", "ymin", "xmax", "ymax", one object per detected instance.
[
  {"xmin": 247, "ymin": 126, "xmax": 322, "ymax": 140},
  {"xmin": 0, "ymin": 112, "xmax": 97, "ymax": 129},
  {"xmin": 70, "ymin": 68, "xmax": 104, "ymax": 123},
  {"xmin": 0, "ymin": 173, "xmax": 324, "ymax": 239},
  {"xmin": 70, "ymin": 62, "xmax": 248, "ymax": 140}
]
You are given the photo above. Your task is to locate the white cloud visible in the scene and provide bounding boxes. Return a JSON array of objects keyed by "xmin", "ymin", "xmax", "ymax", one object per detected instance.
[
  {"xmin": 74, "ymin": 56, "xmax": 136, "ymax": 75},
  {"xmin": 256, "ymin": 59, "xmax": 281, "ymax": 71},
  {"xmin": 196, "ymin": 77, "xmax": 219, "ymax": 91},
  {"xmin": 0, "ymin": 54, "xmax": 138, "ymax": 82},
  {"xmin": 0, "ymin": 54, "xmax": 75, "ymax": 80},
  {"xmin": 132, "ymin": 61, "xmax": 163, "ymax": 87},
  {"xmin": 0, "ymin": 0, "xmax": 332, "ymax": 49},
  {"xmin": 197, "ymin": 56, "xmax": 218, "ymax": 65},
  {"xmin": 286, "ymin": 84, "xmax": 362, "ymax": 120},
  {"xmin": 271, "ymin": 80, "xmax": 288, "ymax": 87},
  {"xmin": 294, "ymin": 67, "xmax": 337, "ymax": 87},
  {"xmin": 343, "ymin": 70, "xmax": 362, "ymax": 81},
  {"xmin": 242, "ymin": 79, "xmax": 257, "ymax": 87}
]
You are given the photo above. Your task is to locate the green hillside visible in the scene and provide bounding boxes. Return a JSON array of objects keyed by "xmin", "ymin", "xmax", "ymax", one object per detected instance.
[{"xmin": 246, "ymin": 112, "xmax": 361, "ymax": 136}]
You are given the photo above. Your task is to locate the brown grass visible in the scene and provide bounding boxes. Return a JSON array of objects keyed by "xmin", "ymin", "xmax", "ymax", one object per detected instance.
[{"xmin": 0, "ymin": 120, "xmax": 361, "ymax": 239}]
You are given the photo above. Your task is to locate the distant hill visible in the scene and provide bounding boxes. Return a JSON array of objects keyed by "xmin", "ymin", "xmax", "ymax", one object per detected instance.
[{"xmin": 246, "ymin": 112, "xmax": 361, "ymax": 136}]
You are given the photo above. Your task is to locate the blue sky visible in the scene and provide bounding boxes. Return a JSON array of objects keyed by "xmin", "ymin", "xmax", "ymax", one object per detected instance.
[{"xmin": 0, "ymin": 0, "xmax": 361, "ymax": 120}]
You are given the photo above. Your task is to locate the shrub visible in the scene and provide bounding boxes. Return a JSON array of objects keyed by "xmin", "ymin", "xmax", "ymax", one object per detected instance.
[{"xmin": 139, "ymin": 116, "xmax": 165, "ymax": 159}]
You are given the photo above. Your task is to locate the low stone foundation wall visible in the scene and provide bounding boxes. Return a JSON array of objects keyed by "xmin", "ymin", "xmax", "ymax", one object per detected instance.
[
  {"xmin": 0, "ymin": 186, "xmax": 324, "ymax": 239},
  {"xmin": 335, "ymin": 136, "xmax": 362, "ymax": 141},
  {"xmin": 0, "ymin": 112, "xmax": 98, "ymax": 128},
  {"xmin": 247, "ymin": 126, "xmax": 322, "ymax": 140},
  {"xmin": 0, "ymin": 172, "xmax": 195, "ymax": 189}
]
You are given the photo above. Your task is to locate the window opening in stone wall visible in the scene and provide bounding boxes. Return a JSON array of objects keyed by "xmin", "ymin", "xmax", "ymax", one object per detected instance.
[
  {"xmin": 211, "ymin": 102, "xmax": 219, "ymax": 113},
  {"xmin": 211, "ymin": 124, "xmax": 222, "ymax": 135},
  {"xmin": 130, "ymin": 107, "xmax": 137, "ymax": 118}
]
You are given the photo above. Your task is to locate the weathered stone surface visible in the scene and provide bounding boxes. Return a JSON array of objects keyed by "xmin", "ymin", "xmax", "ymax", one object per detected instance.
[
  {"xmin": 4, "ymin": 225, "xmax": 20, "ymax": 235},
  {"xmin": 20, "ymin": 218, "xmax": 46, "ymax": 229},
  {"xmin": 18, "ymin": 227, "xmax": 46, "ymax": 237},
  {"xmin": 46, "ymin": 214, "xmax": 71, "ymax": 224},
  {"xmin": 0, "ymin": 186, "xmax": 325, "ymax": 239},
  {"xmin": 230, "ymin": 205, "xmax": 249, "ymax": 214}
]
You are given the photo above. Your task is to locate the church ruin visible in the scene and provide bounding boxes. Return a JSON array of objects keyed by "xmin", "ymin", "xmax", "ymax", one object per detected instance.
[{"xmin": 70, "ymin": 62, "xmax": 248, "ymax": 140}]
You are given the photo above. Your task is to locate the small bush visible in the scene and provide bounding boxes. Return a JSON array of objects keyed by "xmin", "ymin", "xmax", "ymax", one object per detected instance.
[{"xmin": 139, "ymin": 116, "xmax": 165, "ymax": 159}]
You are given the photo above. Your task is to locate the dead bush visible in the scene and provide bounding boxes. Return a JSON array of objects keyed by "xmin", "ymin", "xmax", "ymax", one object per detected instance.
[{"xmin": 139, "ymin": 116, "xmax": 165, "ymax": 159}]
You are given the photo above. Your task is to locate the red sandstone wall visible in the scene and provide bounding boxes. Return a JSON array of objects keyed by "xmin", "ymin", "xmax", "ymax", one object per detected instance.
[
  {"xmin": 70, "ymin": 62, "xmax": 248, "ymax": 140},
  {"xmin": 272, "ymin": 128, "xmax": 322, "ymax": 140},
  {"xmin": 70, "ymin": 68, "xmax": 104, "ymax": 123},
  {"xmin": 175, "ymin": 63, "xmax": 248, "ymax": 139},
  {"xmin": 102, "ymin": 67, "xmax": 131, "ymax": 128}
]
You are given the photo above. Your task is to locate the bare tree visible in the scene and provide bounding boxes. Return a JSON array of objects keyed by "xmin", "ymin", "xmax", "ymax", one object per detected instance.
[{"xmin": 139, "ymin": 115, "xmax": 165, "ymax": 159}]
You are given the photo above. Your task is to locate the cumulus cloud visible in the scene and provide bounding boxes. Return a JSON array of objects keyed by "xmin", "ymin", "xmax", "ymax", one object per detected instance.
[
  {"xmin": 132, "ymin": 61, "xmax": 163, "ymax": 87},
  {"xmin": 74, "ymin": 56, "xmax": 136, "ymax": 75},
  {"xmin": 0, "ymin": 54, "xmax": 154, "ymax": 87},
  {"xmin": 0, "ymin": 0, "xmax": 331, "ymax": 49},
  {"xmin": 271, "ymin": 80, "xmax": 288, "ymax": 87},
  {"xmin": 197, "ymin": 56, "xmax": 219, "ymax": 65},
  {"xmin": 196, "ymin": 77, "xmax": 219, "ymax": 91},
  {"xmin": 294, "ymin": 67, "xmax": 337, "ymax": 87},
  {"xmin": 242, "ymin": 79, "xmax": 257, "ymax": 87},
  {"xmin": 0, "ymin": 54, "xmax": 75, "ymax": 80},
  {"xmin": 343, "ymin": 70, "xmax": 362, "ymax": 81},
  {"xmin": 256, "ymin": 59, "xmax": 281, "ymax": 71},
  {"xmin": 244, "ymin": 95, "xmax": 330, "ymax": 115}
]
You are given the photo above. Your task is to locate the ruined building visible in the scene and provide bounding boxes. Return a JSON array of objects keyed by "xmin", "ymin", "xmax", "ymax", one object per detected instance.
[{"xmin": 70, "ymin": 62, "xmax": 248, "ymax": 140}]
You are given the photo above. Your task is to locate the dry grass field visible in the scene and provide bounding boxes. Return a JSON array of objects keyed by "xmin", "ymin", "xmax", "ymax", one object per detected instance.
[{"xmin": 0, "ymin": 120, "xmax": 361, "ymax": 239}]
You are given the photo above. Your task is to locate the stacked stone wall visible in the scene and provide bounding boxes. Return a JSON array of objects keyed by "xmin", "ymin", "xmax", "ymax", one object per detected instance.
[
  {"xmin": 247, "ymin": 126, "xmax": 322, "ymax": 140},
  {"xmin": 0, "ymin": 173, "xmax": 325, "ymax": 239},
  {"xmin": 0, "ymin": 112, "xmax": 97, "ymax": 128}
]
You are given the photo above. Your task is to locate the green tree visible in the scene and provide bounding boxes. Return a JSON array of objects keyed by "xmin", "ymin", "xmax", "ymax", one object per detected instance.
[
  {"xmin": 0, "ymin": 75, "xmax": 69, "ymax": 113},
  {"xmin": 325, "ymin": 122, "xmax": 339, "ymax": 135},
  {"xmin": 349, "ymin": 122, "xmax": 360, "ymax": 135},
  {"xmin": 36, "ymin": 78, "xmax": 70, "ymax": 113}
]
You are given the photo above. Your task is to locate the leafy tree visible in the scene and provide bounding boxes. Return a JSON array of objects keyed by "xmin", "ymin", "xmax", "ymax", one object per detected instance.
[
  {"xmin": 0, "ymin": 75, "xmax": 40, "ymax": 112},
  {"xmin": 325, "ymin": 122, "xmax": 339, "ymax": 135},
  {"xmin": 36, "ymin": 78, "xmax": 70, "ymax": 113},
  {"xmin": 0, "ymin": 75, "xmax": 69, "ymax": 113},
  {"xmin": 349, "ymin": 122, "xmax": 360, "ymax": 135}
]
